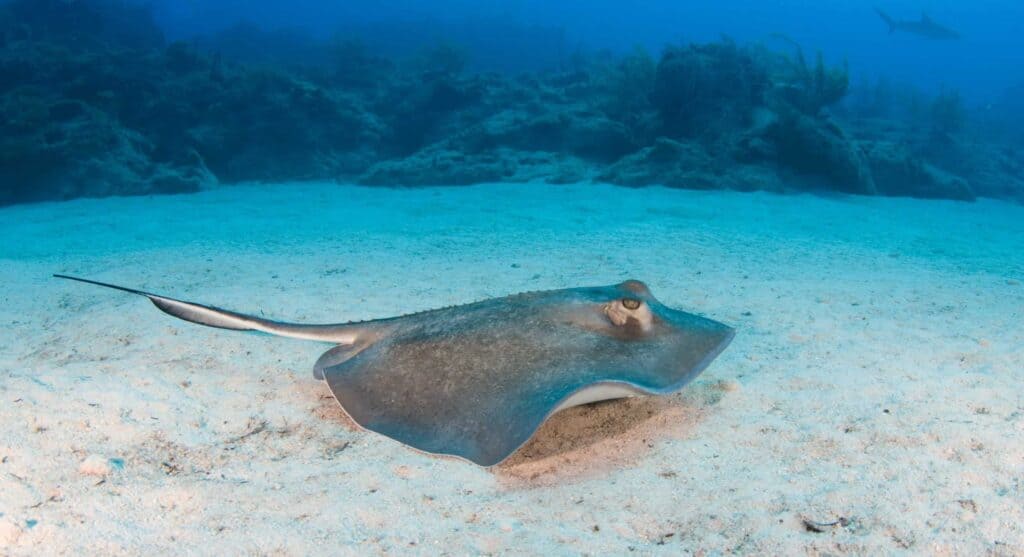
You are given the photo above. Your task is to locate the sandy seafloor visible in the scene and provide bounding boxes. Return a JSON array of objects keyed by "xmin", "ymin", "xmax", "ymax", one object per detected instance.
[{"xmin": 0, "ymin": 181, "xmax": 1022, "ymax": 555}]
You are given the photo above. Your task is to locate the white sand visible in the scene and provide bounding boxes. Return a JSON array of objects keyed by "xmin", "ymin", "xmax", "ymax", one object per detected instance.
[{"xmin": 1, "ymin": 182, "xmax": 1022, "ymax": 555}]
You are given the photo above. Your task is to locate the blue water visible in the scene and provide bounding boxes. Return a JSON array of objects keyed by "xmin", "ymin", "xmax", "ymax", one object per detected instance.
[{"xmin": 152, "ymin": 0, "xmax": 1024, "ymax": 102}]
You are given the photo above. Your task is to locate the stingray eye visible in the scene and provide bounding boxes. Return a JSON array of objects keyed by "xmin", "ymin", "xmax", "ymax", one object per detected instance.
[{"xmin": 621, "ymin": 298, "xmax": 641, "ymax": 310}]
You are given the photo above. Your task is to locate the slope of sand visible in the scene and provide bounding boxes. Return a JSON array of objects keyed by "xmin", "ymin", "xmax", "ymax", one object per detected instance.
[{"xmin": 1, "ymin": 182, "xmax": 1022, "ymax": 555}]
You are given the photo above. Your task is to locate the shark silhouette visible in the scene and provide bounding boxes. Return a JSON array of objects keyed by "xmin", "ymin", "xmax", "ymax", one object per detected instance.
[{"xmin": 875, "ymin": 8, "xmax": 960, "ymax": 40}]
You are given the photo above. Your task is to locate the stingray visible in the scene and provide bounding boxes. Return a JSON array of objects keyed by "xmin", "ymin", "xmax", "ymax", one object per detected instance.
[{"xmin": 55, "ymin": 275, "xmax": 734, "ymax": 466}]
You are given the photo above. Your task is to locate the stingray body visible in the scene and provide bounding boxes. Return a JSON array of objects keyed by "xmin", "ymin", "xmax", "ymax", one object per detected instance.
[{"xmin": 56, "ymin": 275, "xmax": 734, "ymax": 466}]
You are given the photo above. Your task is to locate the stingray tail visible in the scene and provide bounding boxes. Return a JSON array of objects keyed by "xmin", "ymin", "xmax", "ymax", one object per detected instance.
[{"xmin": 54, "ymin": 274, "xmax": 360, "ymax": 344}]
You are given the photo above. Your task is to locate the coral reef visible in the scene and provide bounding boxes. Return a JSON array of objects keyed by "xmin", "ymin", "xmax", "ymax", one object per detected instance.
[
  {"xmin": 1, "ymin": 0, "xmax": 1022, "ymax": 205},
  {"xmin": 766, "ymin": 110, "xmax": 876, "ymax": 195},
  {"xmin": 651, "ymin": 40, "xmax": 768, "ymax": 139},
  {"xmin": 599, "ymin": 138, "xmax": 717, "ymax": 189},
  {"xmin": 773, "ymin": 49, "xmax": 849, "ymax": 117},
  {"xmin": 861, "ymin": 141, "xmax": 973, "ymax": 200}
]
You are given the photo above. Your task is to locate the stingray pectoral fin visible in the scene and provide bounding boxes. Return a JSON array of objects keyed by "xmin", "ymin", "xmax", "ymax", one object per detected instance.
[
  {"xmin": 54, "ymin": 274, "xmax": 359, "ymax": 344},
  {"xmin": 313, "ymin": 341, "xmax": 373, "ymax": 380}
]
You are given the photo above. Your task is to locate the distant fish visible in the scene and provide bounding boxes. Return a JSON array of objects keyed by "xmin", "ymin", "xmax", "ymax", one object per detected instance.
[{"xmin": 875, "ymin": 8, "xmax": 961, "ymax": 40}]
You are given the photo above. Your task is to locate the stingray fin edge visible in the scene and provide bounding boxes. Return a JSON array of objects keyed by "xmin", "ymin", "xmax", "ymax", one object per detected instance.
[
  {"xmin": 314, "ymin": 341, "xmax": 374, "ymax": 379},
  {"xmin": 320, "ymin": 321, "xmax": 736, "ymax": 467}
]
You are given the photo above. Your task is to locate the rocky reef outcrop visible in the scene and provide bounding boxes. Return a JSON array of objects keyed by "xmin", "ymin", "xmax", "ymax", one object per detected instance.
[
  {"xmin": 2, "ymin": 0, "xmax": 1022, "ymax": 205},
  {"xmin": 861, "ymin": 141, "xmax": 972, "ymax": 200}
]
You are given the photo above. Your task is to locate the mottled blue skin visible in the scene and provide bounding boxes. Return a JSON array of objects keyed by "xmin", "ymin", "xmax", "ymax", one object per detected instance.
[{"xmin": 319, "ymin": 280, "xmax": 734, "ymax": 466}]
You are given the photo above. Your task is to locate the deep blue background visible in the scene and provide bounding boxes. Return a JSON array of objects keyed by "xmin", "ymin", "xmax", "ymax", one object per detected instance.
[{"xmin": 151, "ymin": 1, "xmax": 1023, "ymax": 103}]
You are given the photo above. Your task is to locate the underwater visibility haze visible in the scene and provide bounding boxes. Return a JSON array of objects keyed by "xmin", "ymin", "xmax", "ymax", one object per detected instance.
[{"xmin": 1, "ymin": 0, "xmax": 1023, "ymax": 554}]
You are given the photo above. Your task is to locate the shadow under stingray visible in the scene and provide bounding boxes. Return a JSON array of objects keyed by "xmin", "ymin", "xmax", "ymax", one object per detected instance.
[
  {"xmin": 309, "ymin": 377, "xmax": 715, "ymax": 484},
  {"xmin": 494, "ymin": 391, "xmax": 709, "ymax": 487}
]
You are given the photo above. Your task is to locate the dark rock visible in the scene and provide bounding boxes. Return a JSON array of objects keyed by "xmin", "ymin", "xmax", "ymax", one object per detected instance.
[
  {"xmin": 768, "ymin": 110, "xmax": 876, "ymax": 195},
  {"xmin": 652, "ymin": 41, "xmax": 767, "ymax": 138},
  {"xmin": 563, "ymin": 114, "xmax": 636, "ymax": 162},
  {"xmin": 771, "ymin": 50, "xmax": 849, "ymax": 117},
  {"xmin": 360, "ymin": 148, "xmax": 515, "ymax": 186},
  {"xmin": 963, "ymin": 145, "xmax": 1024, "ymax": 201},
  {"xmin": 0, "ymin": 4, "xmax": 1019, "ymax": 205},
  {"xmin": 599, "ymin": 137, "xmax": 716, "ymax": 189},
  {"xmin": 862, "ymin": 141, "xmax": 975, "ymax": 200},
  {"xmin": 359, "ymin": 147, "xmax": 589, "ymax": 186},
  {"xmin": 0, "ymin": 82, "xmax": 218, "ymax": 205},
  {"xmin": 179, "ymin": 75, "xmax": 384, "ymax": 182},
  {"xmin": 721, "ymin": 164, "xmax": 786, "ymax": 192},
  {"xmin": 600, "ymin": 137, "xmax": 786, "ymax": 192},
  {"xmin": 379, "ymin": 76, "xmax": 483, "ymax": 156},
  {"xmin": 456, "ymin": 109, "xmax": 635, "ymax": 163},
  {"xmin": 915, "ymin": 134, "xmax": 1022, "ymax": 201}
]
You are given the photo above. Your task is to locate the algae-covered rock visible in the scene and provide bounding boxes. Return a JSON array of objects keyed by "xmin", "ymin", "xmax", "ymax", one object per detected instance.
[
  {"xmin": 772, "ymin": 49, "xmax": 849, "ymax": 117},
  {"xmin": 359, "ymin": 147, "xmax": 590, "ymax": 186},
  {"xmin": 0, "ymin": 88, "xmax": 214, "ymax": 205},
  {"xmin": 183, "ymin": 73, "xmax": 384, "ymax": 182},
  {"xmin": 862, "ymin": 141, "xmax": 974, "ymax": 200},
  {"xmin": 456, "ymin": 109, "xmax": 635, "ymax": 163},
  {"xmin": 960, "ymin": 145, "xmax": 1024, "ymax": 201},
  {"xmin": 767, "ymin": 110, "xmax": 876, "ymax": 195},
  {"xmin": 1, "ymin": 2, "xmax": 1019, "ymax": 204},
  {"xmin": 598, "ymin": 137, "xmax": 785, "ymax": 191},
  {"xmin": 599, "ymin": 137, "xmax": 717, "ymax": 189},
  {"xmin": 652, "ymin": 41, "xmax": 767, "ymax": 138},
  {"xmin": 360, "ymin": 148, "xmax": 516, "ymax": 186},
  {"xmin": 719, "ymin": 164, "xmax": 787, "ymax": 192}
]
